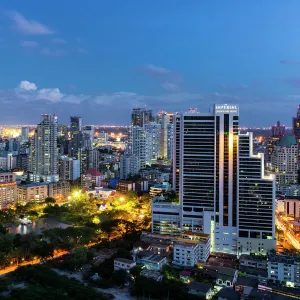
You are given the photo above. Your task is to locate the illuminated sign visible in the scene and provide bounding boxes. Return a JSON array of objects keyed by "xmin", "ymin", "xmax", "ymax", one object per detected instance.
[{"xmin": 215, "ymin": 104, "xmax": 238, "ymax": 114}]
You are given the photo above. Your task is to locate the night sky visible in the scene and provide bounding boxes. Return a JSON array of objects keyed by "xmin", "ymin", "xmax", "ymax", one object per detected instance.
[{"xmin": 0, "ymin": 1, "xmax": 300, "ymax": 126}]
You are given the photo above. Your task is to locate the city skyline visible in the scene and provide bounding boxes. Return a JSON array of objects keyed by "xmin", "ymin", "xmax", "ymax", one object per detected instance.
[{"xmin": 1, "ymin": 1, "xmax": 300, "ymax": 125}]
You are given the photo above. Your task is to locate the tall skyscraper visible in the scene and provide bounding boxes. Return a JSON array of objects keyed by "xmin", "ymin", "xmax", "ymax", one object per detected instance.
[
  {"xmin": 145, "ymin": 122, "xmax": 161, "ymax": 165},
  {"xmin": 172, "ymin": 113, "xmax": 181, "ymax": 193},
  {"xmin": 158, "ymin": 111, "xmax": 174, "ymax": 160},
  {"xmin": 129, "ymin": 126, "xmax": 146, "ymax": 170},
  {"xmin": 83, "ymin": 125, "xmax": 95, "ymax": 149},
  {"xmin": 266, "ymin": 121, "xmax": 285, "ymax": 164},
  {"xmin": 30, "ymin": 114, "xmax": 58, "ymax": 182},
  {"xmin": 21, "ymin": 127, "xmax": 29, "ymax": 144},
  {"xmin": 293, "ymin": 106, "xmax": 300, "ymax": 176},
  {"xmin": 69, "ymin": 116, "xmax": 83, "ymax": 159},
  {"xmin": 131, "ymin": 108, "xmax": 153, "ymax": 127},
  {"xmin": 175, "ymin": 104, "xmax": 275, "ymax": 255}
]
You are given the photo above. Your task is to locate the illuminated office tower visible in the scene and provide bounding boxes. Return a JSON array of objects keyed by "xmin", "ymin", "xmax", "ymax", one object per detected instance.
[
  {"xmin": 158, "ymin": 112, "xmax": 174, "ymax": 160},
  {"xmin": 238, "ymin": 132, "xmax": 276, "ymax": 255},
  {"xmin": 177, "ymin": 104, "xmax": 276, "ymax": 255}
]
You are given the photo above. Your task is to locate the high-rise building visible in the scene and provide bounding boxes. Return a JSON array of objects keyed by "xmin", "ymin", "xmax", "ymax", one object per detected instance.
[
  {"xmin": 174, "ymin": 104, "xmax": 275, "ymax": 255},
  {"xmin": 172, "ymin": 113, "xmax": 181, "ymax": 193},
  {"xmin": 238, "ymin": 132, "xmax": 276, "ymax": 255},
  {"xmin": 58, "ymin": 155, "xmax": 80, "ymax": 181},
  {"xmin": 69, "ymin": 116, "xmax": 83, "ymax": 159},
  {"xmin": 158, "ymin": 112, "xmax": 174, "ymax": 160},
  {"xmin": 266, "ymin": 121, "xmax": 285, "ymax": 164},
  {"xmin": 30, "ymin": 114, "xmax": 58, "ymax": 182},
  {"xmin": 21, "ymin": 127, "xmax": 29, "ymax": 143},
  {"xmin": 145, "ymin": 122, "xmax": 161, "ymax": 165},
  {"xmin": 129, "ymin": 126, "xmax": 146, "ymax": 170},
  {"xmin": 83, "ymin": 125, "xmax": 95, "ymax": 149},
  {"xmin": 131, "ymin": 108, "xmax": 153, "ymax": 127},
  {"xmin": 270, "ymin": 136, "xmax": 298, "ymax": 186},
  {"xmin": 293, "ymin": 106, "xmax": 300, "ymax": 179},
  {"xmin": 119, "ymin": 153, "xmax": 139, "ymax": 179}
]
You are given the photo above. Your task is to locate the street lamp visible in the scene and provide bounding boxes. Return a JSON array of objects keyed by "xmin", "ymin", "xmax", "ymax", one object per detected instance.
[{"xmin": 120, "ymin": 197, "xmax": 125, "ymax": 202}]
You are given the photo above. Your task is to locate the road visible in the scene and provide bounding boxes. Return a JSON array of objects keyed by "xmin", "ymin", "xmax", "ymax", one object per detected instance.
[{"xmin": 276, "ymin": 217, "xmax": 300, "ymax": 250}]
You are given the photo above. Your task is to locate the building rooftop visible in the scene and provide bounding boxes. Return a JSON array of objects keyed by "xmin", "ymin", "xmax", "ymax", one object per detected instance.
[
  {"xmin": 114, "ymin": 257, "xmax": 135, "ymax": 264},
  {"xmin": 18, "ymin": 182, "xmax": 49, "ymax": 187},
  {"xmin": 217, "ymin": 287, "xmax": 239, "ymax": 300},
  {"xmin": 278, "ymin": 135, "xmax": 297, "ymax": 148},
  {"xmin": 182, "ymin": 231, "xmax": 210, "ymax": 239},
  {"xmin": 83, "ymin": 169, "xmax": 103, "ymax": 176},
  {"xmin": 236, "ymin": 276, "xmax": 258, "ymax": 288},
  {"xmin": 268, "ymin": 254, "xmax": 300, "ymax": 264},
  {"xmin": 240, "ymin": 254, "xmax": 267, "ymax": 262},
  {"xmin": 141, "ymin": 254, "xmax": 166, "ymax": 263},
  {"xmin": 188, "ymin": 282, "xmax": 211, "ymax": 293}
]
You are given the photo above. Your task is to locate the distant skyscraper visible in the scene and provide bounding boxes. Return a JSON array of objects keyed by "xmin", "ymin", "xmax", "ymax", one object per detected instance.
[
  {"xmin": 69, "ymin": 116, "xmax": 83, "ymax": 159},
  {"xmin": 83, "ymin": 125, "xmax": 95, "ymax": 149},
  {"xmin": 172, "ymin": 113, "xmax": 181, "ymax": 193},
  {"xmin": 176, "ymin": 104, "xmax": 275, "ymax": 255},
  {"xmin": 30, "ymin": 114, "xmax": 58, "ymax": 182},
  {"xmin": 293, "ymin": 106, "xmax": 300, "ymax": 173},
  {"xmin": 58, "ymin": 155, "xmax": 80, "ymax": 181},
  {"xmin": 266, "ymin": 121, "xmax": 285, "ymax": 164},
  {"xmin": 21, "ymin": 127, "xmax": 29, "ymax": 143},
  {"xmin": 131, "ymin": 108, "xmax": 153, "ymax": 127}
]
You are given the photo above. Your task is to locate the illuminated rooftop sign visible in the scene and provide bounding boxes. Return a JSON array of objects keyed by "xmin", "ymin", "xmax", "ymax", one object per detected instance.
[{"xmin": 215, "ymin": 104, "xmax": 238, "ymax": 114}]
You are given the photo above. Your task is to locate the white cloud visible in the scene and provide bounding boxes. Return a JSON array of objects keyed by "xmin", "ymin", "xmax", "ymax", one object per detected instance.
[
  {"xmin": 37, "ymin": 88, "xmax": 64, "ymax": 102},
  {"xmin": 161, "ymin": 82, "xmax": 179, "ymax": 92},
  {"xmin": 19, "ymin": 80, "xmax": 37, "ymax": 91},
  {"xmin": 51, "ymin": 38, "xmax": 66, "ymax": 44},
  {"xmin": 78, "ymin": 48, "xmax": 89, "ymax": 55},
  {"xmin": 41, "ymin": 48, "xmax": 67, "ymax": 57},
  {"xmin": 8, "ymin": 11, "xmax": 54, "ymax": 35},
  {"xmin": 20, "ymin": 40, "xmax": 39, "ymax": 48}
]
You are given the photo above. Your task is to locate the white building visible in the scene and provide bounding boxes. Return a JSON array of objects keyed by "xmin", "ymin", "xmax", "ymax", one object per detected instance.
[
  {"xmin": 145, "ymin": 122, "xmax": 161, "ymax": 165},
  {"xmin": 114, "ymin": 258, "xmax": 136, "ymax": 271},
  {"xmin": 58, "ymin": 156, "xmax": 80, "ymax": 181},
  {"xmin": 151, "ymin": 195, "xmax": 181, "ymax": 236},
  {"xmin": 83, "ymin": 125, "xmax": 95, "ymax": 149},
  {"xmin": 276, "ymin": 197, "xmax": 300, "ymax": 218},
  {"xmin": 119, "ymin": 153, "xmax": 139, "ymax": 179},
  {"xmin": 271, "ymin": 136, "xmax": 298, "ymax": 186},
  {"xmin": 173, "ymin": 234, "xmax": 210, "ymax": 267},
  {"xmin": 176, "ymin": 104, "xmax": 275, "ymax": 255},
  {"xmin": 98, "ymin": 131, "xmax": 108, "ymax": 144},
  {"xmin": 268, "ymin": 255, "xmax": 300, "ymax": 287},
  {"xmin": 129, "ymin": 126, "xmax": 146, "ymax": 170},
  {"xmin": 30, "ymin": 114, "xmax": 59, "ymax": 183}
]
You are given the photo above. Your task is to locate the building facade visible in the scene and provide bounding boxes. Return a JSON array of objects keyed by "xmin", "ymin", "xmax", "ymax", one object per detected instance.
[
  {"xmin": 30, "ymin": 114, "xmax": 58, "ymax": 182},
  {"xmin": 0, "ymin": 172, "xmax": 17, "ymax": 209}
]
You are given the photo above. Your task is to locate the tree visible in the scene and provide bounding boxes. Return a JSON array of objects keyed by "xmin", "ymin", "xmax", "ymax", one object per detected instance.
[
  {"xmin": 0, "ymin": 224, "xmax": 7, "ymax": 235},
  {"xmin": 45, "ymin": 197, "xmax": 56, "ymax": 204},
  {"xmin": 112, "ymin": 270, "xmax": 127, "ymax": 286}
]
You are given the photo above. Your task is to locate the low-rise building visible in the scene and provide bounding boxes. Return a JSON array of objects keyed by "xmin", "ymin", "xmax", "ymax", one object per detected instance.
[
  {"xmin": 268, "ymin": 254, "xmax": 300, "ymax": 287},
  {"xmin": 188, "ymin": 282, "xmax": 212, "ymax": 299},
  {"xmin": 17, "ymin": 182, "xmax": 48, "ymax": 204},
  {"xmin": 114, "ymin": 258, "xmax": 136, "ymax": 271},
  {"xmin": 276, "ymin": 196, "xmax": 300, "ymax": 219},
  {"xmin": 140, "ymin": 270, "xmax": 163, "ymax": 282},
  {"xmin": 0, "ymin": 172, "xmax": 17, "ymax": 209},
  {"xmin": 90, "ymin": 187, "xmax": 116, "ymax": 199},
  {"xmin": 48, "ymin": 181, "xmax": 70, "ymax": 203},
  {"xmin": 138, "ymin": 254, "xmax": 167, "ymax": 271},
  {"xmin": 81, "ymin": 169, "xmax": 105, "ymax": 188},
  {"xmin": 139, "ymin": 169, "xmax": 170, "ymax": 184},
  {"xmin": 173, "ymin": 232, "xmax": 211, "ymax": 267},
  {"xmin": 116, "ymin": 179, "xmax": 148, "ymax": 194},
  {"xmin": 239, "ymin": 254, "xmax": 267, "ymax": 270},
  {"xmin": 215, "ymin": 267, "xmax": 239, "ymax": 289}
]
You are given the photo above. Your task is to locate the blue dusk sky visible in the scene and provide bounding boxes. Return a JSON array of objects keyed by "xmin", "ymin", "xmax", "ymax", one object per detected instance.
[{"xmin": 0, "ymin": 1, "xmax": 300, "ymax": 126}]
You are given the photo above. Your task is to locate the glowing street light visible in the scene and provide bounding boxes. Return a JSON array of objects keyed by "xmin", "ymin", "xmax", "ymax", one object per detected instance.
[
  {"xmin": 73, "ymin": 191, "xmax": 80, "ymax": 198},
  {"xmin": 120, "ymin": 197, "xmax": 125, "ymax": 202}
]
